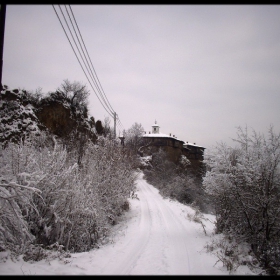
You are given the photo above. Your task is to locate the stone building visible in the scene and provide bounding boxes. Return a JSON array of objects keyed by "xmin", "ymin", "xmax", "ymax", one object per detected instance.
[{"xmin": 140, "ymin": 121, "xmax": 205, "ymax": 171}]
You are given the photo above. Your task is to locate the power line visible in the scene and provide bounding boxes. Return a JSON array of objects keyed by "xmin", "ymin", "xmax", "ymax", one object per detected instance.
[
  {"xmin": 65, "ymin": 5, "xmax": 126, "ymax": 131},
  {"xmin": 53, "ymin": 5, "xmax": 115, "ymax": 118},
  {"xmin": 64, "ymin": 5, "xmax": 114, "ymax": 116},
  {"xmin": 67, "ymin": 5, "xmax": 116, "ymax": 115},
  {"xmin": 62, "ymin": 6, "xmax": 103, "ymax": 105},
  {"xmin": 53, "ymin": 5, "xmax": 127, "ymax": 136},
  {"xmin": 55, "ymin": 5, "xmax": 114, "ymax": 118}
]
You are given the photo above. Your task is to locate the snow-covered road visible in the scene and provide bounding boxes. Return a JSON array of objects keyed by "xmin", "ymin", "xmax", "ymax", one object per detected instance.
[
  {"xmin": 95, "ymin": 172, "xmax": 227, "ymax": 275},
  {"xmin": 0, "ymin": 172, "xmax": 230, "ymax": 275}
]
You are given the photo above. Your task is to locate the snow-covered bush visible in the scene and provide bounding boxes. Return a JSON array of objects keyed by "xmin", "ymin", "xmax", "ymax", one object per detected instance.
[
  {"xmin": 0, "ymin": 130, "xmax": 138, "ymax": 255},
  {"xmin": 28, "ymin": 134, "xmax": 137, "ymax": 252},
  {"xmin": 203, "ymin": 126, "xmax": 280, "ymax": 275},
  {"xmin": 139, "ymin": 155, "xmax": 152, "ymax": 169},
  {"xmin": 143, "ymin": 148, "xmax": 212, "ymax": 213},
  {"xmin": 0, "ymin": 140, "xmax": 41, "ymax": 254},
  {"xmin": 0, "ymin": 88, "xmax": 43, "ymax": 148},
  {"xmin": 80, "ymin": 136, "xmax": 138, "ymax": 225},
  {"xmin": 22, "ymin": 242, "xmax": 71, "ymax": 263},
  {"xmin": 205, "ymin": 234, "xmax": 262, "ymax": 274}
]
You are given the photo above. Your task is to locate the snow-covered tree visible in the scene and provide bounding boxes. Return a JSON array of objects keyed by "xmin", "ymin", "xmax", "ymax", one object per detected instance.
[
  {"xmin": 123, "ymin": 122, "xmax": 145, "ymax": 154},
  {"xmin": 203, "ymin": 126, "xmax": 280, "ymax": 274},
  {"xmin": 143, "ymin": 148, "xmax": 212, "ymax": 213},
  {"xmin": 102, "ymin": 116, "xmax": 114, "ymax": 138}
]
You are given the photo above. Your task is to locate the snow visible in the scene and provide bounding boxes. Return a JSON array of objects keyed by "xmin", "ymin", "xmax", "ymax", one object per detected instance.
[
  {"xmin": 183, "ymin": 142, "xmax": 205, "ymax": 149},
  {"xmin": 143, "ymin": 132, "xmax": 185, "ymax": 142},
  {"xmin": 0, "ymin": 172, "xmax": 256, "ymax": 275}
]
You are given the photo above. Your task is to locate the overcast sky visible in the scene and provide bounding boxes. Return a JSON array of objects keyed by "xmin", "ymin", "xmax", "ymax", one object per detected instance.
[{"xmin": 3, "ymin": 4, "xmax": 280, "ymax": 149}]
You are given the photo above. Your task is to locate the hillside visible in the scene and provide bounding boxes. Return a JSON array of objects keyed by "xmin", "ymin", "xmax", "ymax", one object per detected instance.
[{"xmin": 0, "ymin": 87, "xmax": 98, "ymax": 148}]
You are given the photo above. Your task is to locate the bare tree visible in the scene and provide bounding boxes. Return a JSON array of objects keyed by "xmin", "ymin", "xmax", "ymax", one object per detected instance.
[{"xmin": 56, "ymin": 79, "xmax": 90, "ymax": 113}]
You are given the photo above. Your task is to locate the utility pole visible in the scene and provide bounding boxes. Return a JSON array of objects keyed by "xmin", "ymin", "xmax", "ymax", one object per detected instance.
[
  {"xmin": 0, "ymin": 4, "xmax": 6, "ymax": 91},
  {"xmin": 114, "ymin": 112, "xmax": 116, "ymax": 139}
]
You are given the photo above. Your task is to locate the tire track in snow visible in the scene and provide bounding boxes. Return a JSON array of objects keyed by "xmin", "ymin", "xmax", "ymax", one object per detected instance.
[
  {"xmin": 100, "ymin": 177, "xmax": 153, "ymax": 275},
  {"xmin": 100, "ymin": 173, "xmax": 196, "ymax": 275},
  {"xmin": 141, "ymin": 180, "xmax": 191, "ymax": 275},
  {"xmin": 127, "ymin": 179, "xmax": 170, "ymax": 274}
]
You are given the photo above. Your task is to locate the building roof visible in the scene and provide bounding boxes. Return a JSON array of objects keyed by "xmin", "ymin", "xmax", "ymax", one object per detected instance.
[
  {"xmin": 142, "ymin": 132, "xmax": 185, "ymax": 143},
  {"xmin": 142, "ymin": 133, "xmax": 205, "ymax": 149},
  {"xmin": 183, "ymin": 142, "xmax": 205, "ymax": 149},
  {"xmin": 143, "ymin": 121, "xmax": 205, "ymax": 149}
]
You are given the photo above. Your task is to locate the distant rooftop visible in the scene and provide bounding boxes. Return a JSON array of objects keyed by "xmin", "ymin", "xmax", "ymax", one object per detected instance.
[
  {"xmin": 143, "ymin": 132, "xmax": 184, "ymax": 143},
  {"xmin": 143, "ymin": 120, "xmax": 205, "ymax": 149}
]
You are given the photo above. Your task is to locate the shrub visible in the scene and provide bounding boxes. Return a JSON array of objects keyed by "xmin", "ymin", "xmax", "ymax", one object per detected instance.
[{"xmin": 203, "ymin": 126, "xmax": 280, "ymax": 275}]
